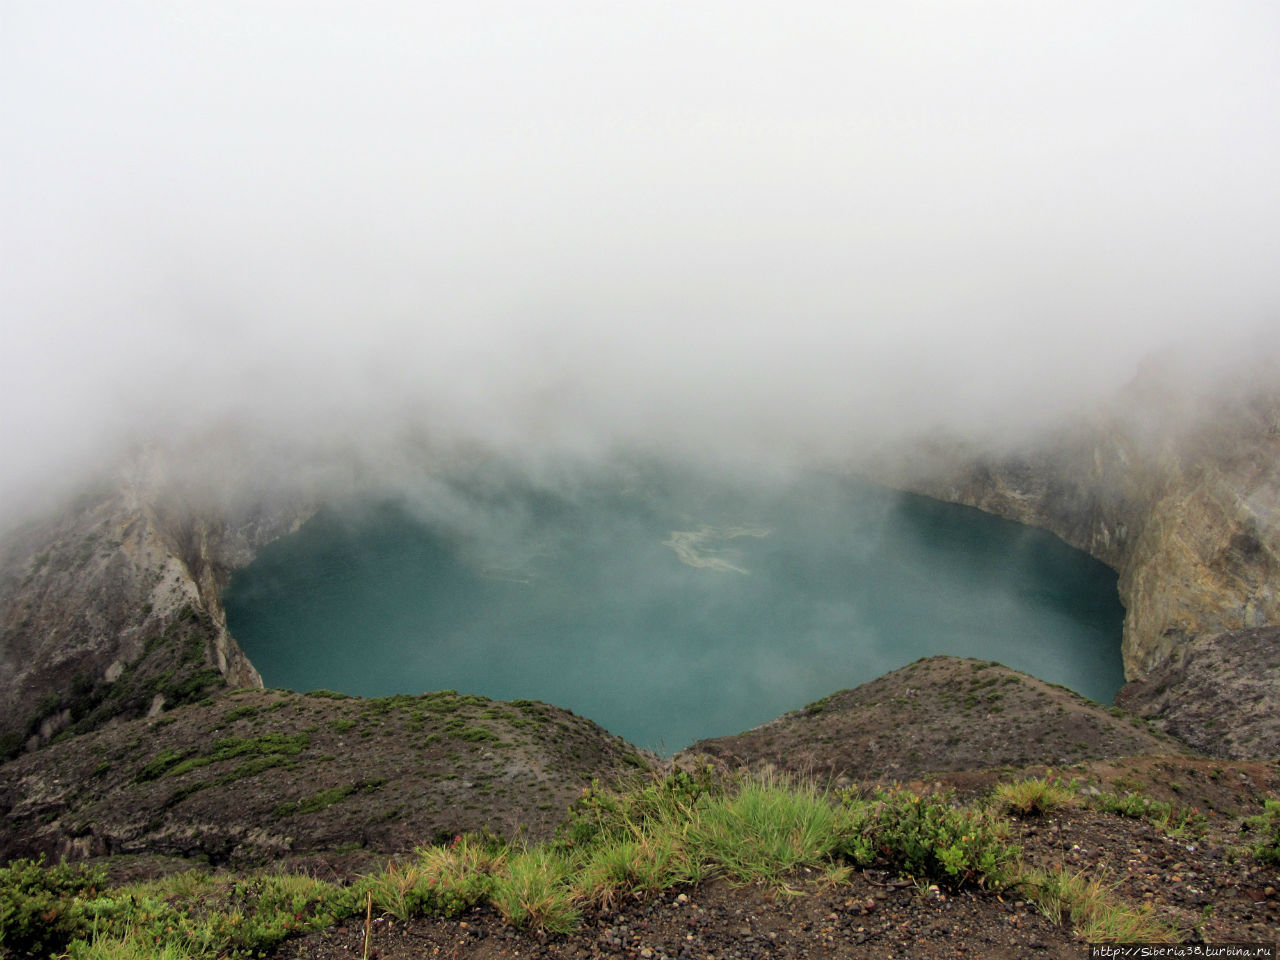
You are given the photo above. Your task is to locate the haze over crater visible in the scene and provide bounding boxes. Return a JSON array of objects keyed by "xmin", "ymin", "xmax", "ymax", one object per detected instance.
[
  {"xmin": 2, "ymin": 2, "xmax": 1279, "ymax": 515},
  {"xmin": 223, "ymin": 463, "xmax": 1126, "ymax": 751}
]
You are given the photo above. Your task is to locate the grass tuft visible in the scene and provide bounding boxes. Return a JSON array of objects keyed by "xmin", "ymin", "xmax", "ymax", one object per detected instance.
[
  {"xmin": 682, "ymin": 776, "xmax": 841, "ymax": 883},
  {"xmin": 490, "ymin": 848, "xmax": 579, "ymax": 933},
  {"xmin": 1087, "ymin": 790, "xmax": 1206, "ymax": 837},
  {"xmin": 1020, "ymin": 867, "xmax": 1179, "ymax": 943},
  {"xmin": 991, "ymin": 777, "xmax": 1075, "ymax": 817}
]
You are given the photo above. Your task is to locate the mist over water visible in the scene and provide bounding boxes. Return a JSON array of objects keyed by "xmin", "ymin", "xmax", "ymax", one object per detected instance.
[
  {"xmin": 224, "ymin": 462, "xmax": 1125, "ymax": 752},
  {"xmin": 3, "ymin": 5, "xmax": 1279, "ymax": 523}
]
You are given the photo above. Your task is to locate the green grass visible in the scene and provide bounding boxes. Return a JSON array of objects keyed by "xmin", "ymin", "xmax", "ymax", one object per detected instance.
[
  {"xmin": 1087, "ymin": 790, "xmax": 1206, "ymax": 837},
  {"xmin": 1242, "ymin": 799, "xmax": 1280, "ymax": 865},
  {"xmin": 490, "ymin": 848, "xmax": 580, "ymax": 932},
  {"xmin": 275, "ymin": 779, "xmax": 386, "ymax": 817},
  {"xmin": 991, "ymin": 777, "xmax": 1076, "ymax": 816},
  {"xmin": 682, "ymin": 777, "xmax": 843, "ymax": 882},
  {"xmin": 1020, "ymin": 867, "xmax": 1179, "ymax": 943},
  {"xmin": 3, "ymin": 770, "xmax": 1177, "ymax": 958},
  {"xmin": 164, "ymin": 733, "xmax": 311, "ymax": 778}
]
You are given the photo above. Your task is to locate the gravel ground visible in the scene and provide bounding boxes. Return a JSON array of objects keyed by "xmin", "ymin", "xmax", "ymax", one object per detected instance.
[{"xmin": 269, "ymin": 800, "xmax": 1279, "ymax": 960}]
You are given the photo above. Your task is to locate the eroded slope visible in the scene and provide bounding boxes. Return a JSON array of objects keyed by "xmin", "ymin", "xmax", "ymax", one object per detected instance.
[
  {"xmin": 0, "ymin": 687, "xmax": 647, "ymax": 873},
  {"xmin": 683, "ymin": 657, "xmax": 1189, "ymax": 781}
]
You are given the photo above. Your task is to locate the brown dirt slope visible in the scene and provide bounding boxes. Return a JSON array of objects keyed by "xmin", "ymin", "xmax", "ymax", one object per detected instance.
[
  {"xmin": 0, "ymin": 687, "xmax": 648, "ymax": 875},
  {"xmin": 681, "ymin": 656, "xmax": 1190, "ymax": 782}
]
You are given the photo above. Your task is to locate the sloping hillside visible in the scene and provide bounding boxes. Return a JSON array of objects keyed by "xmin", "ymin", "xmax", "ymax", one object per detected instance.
[
  {"xmin": 683, "ymin": 656, "xmax": 1188, "ymax": 781},
  {"xmin": 0, "ymin": 687, "xmax": 647, "ymax": 875}
]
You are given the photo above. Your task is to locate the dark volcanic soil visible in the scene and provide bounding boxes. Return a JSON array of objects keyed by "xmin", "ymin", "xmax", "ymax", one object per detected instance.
[
  {"xmin": 279, "ymin": 874, "xmax": 1082, "ymax": 960},
  {"xmin": 0, "ymin": 687, "xmax": 647, "ymax": 872},
  {"xmin": 683, "ymin": 656, "xmax": 1189, "ymax": 782},
  {"xmin": 271, "ymin": 778, "xmax": 1280, "ymax": 960},
  {"xmin": 3, "ymin": 658, "xmax": 1278, "ymax": 957}
]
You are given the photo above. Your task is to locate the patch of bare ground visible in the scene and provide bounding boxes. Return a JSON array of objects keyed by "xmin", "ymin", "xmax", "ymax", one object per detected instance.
[
  {"xmin": 681, "ymin": 656, "xmax": 1189, "ymax": 782},
  {"xmin": 932, "ymin": 754, "xmax": 1278, "ymax": 816},
  {"xmin": 1010, "ymin": 801, "xmax": 1279, "ymax": 946},
  {"xmin": 278, "ymin": 875, "xmax": 1081, "ymax": 960}
]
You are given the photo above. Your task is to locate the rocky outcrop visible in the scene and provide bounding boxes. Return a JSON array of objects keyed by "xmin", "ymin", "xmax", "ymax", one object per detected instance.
[
  {"xmin": 876, "ymin": 377, "xmax": 1280, "ymax": 760},
  {"xmin": 889, "ymin": 384, "xmax": 1280, "ymax": 682},
  {"xmin": 1116, "ymin": 625, "xmax": 1280, "ymax": 759},
  {"xmin": 0, "ymin": 452, "xmax": 312, "ymax": 757}
]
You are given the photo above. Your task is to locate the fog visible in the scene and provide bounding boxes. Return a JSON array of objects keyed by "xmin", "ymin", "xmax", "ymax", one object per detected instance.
[{"xmin": 3, "ymin": 2, "xmax": 1279, "ymax": 514}]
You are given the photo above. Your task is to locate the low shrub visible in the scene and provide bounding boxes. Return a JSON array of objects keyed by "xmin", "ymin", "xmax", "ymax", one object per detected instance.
[
  {"xmin": 840, "ymin": 788, "xmax": 1019, "ymax": 890},
  {"xmin": 1243, "ymin": 799, "xmax": 1280, "ymax": 865},
  {"xmin": 0, "ymin": 856, "xmax": 108, "ymax": 958}
]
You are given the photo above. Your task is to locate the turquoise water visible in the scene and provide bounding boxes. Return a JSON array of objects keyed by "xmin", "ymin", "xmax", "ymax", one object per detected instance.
[{"xmin": 223, "ymin": 464, "xmax": 1125, "ymax": 752}]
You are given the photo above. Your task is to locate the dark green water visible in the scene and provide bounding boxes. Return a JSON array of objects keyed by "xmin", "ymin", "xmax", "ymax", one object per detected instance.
[{"xmin": 224, "ymin": 464, "xmax": 1125, "ymax": 753}]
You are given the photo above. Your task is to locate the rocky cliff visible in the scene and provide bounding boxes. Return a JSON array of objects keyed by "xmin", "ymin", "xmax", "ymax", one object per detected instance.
[
  {"xmin": 0, "ymin": 452, "xmax": 311, "ymax": 757},
  {"xmin": 1115, "ymin": 625, "xmax": 1280, "ymax": 759},
  {"xmin": 890, "ymin": 384, "xmax": 1280, "ymax": 680},
  {"xmin": 3, "ymin": 373, "xmax": 1278, "ymax": 762},
  {"xmin": 881, "ymin": 376, "xmax": 1280, "ymax": 758}
]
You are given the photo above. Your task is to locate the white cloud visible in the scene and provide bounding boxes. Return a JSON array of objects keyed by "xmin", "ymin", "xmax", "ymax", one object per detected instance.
[{"xmin": 3, "ymin": 1, "xmax": 1278, "ymax": 510}]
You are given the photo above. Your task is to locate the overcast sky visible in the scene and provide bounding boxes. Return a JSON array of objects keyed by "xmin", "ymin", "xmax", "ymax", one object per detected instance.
[{"xmin": 3, "ymin": 2, "xmax": 1279, "ymax": 508}]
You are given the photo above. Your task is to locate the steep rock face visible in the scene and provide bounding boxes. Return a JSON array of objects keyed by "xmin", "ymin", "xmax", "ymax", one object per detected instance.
[
  {"xmin": 892, "ymin": 387, "xmax": 1280, "ymax": 681},
  {"xmin": 1116, "ymin": 626, "xmax": 1280, "ymax": 759},
  {"xmin": 0, "ymin": 455, "xmax": 311, "ymax": 755}
]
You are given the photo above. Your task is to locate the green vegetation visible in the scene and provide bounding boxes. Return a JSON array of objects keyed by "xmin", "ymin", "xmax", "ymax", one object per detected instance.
[
  {"xmin": 134, "ymin": 733, "xmax": 310, "ymax": 787},
  {"xmin": 134, "ymin": 748, "xmax": 191, "ymax": 783},
  {"xmin": 0, "ymin": 857, "xmax": 108, "ymax": 958},
  {"xmin": 3, "ymin": 770, "xmax": 1222, "ymax": 957},
  {"xmin": 1242, "ymin": 798, "xmax": 1280, "ymax": 865},
  {"xmin": 1020, "ymin": 867, "xmax": 1178, "ymax": 943},
  {"xmin": 1086, "ymin": 790, "xmax": 1206, "ymax": 837},
  {"xmin": 165, "ymin": 733, "xmax": 311, "ymax": 778},
  {"xmin": 221, "ymin": 704, "xmax": 260, "ymax": 722},
  {"xmin": 802, "ymin": 692, "xmax": 837, "ymax": 714},
  {"xmin": 992, "ymin": 776, "xmax": 1076, "ymax": 817},
  {"xmin": 275, "ymin": 779, "xmax": 386, "ymax": 817},
  {"xmin": 443, "ymin": 716, "xmax": 500, "ymax": 742},
  {"xmin": 843, "ymin": 786, "xmax": 1018, "ymax": 890}
]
